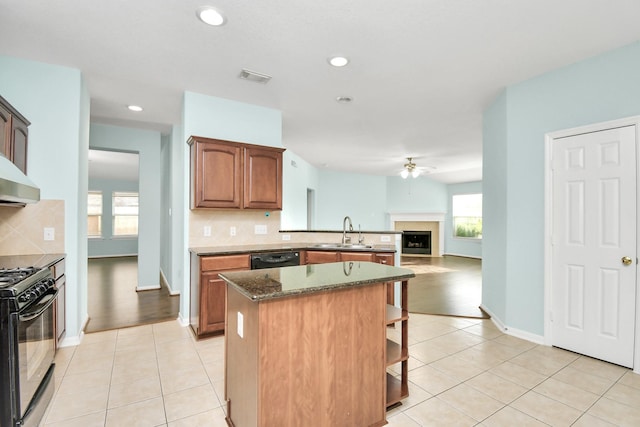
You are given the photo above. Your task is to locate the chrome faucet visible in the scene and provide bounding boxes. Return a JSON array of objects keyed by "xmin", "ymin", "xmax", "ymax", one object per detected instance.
[{"xmin": 342, "ymin": 216, "xmax": 353, "ymax": 244}]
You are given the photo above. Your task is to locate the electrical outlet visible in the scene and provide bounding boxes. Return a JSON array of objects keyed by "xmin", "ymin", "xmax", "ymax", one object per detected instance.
[
  {"xmin": 255, "ymin": 225, "xmax": 267, "ymax": 235},
  {"xmin": 380, "ymin": 235, "xmax": 391, "ymax": 242},
  {"xmin": 230, "ymin": 226, "xmax": 236, "ymax": 236},
  {"xmin": 203, "ymin": 226, "xmax": 211, "ymax": 237},
  {"xmin": 237, "ymin": 312, "xmax": 244, "ymax": 338},
  {"xmin": 43, "ymin": 227, "xmax": 55, "ymax": 241},
  {"xmin": 282, "ymin": 234, "xmax": 291, "ymax": 241}
]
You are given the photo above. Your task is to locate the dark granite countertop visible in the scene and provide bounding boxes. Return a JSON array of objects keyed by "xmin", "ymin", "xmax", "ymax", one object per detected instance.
[
  {"xmin": 279, "ymin": 230, "xmax": 403, "ymax": 235},
  {"xmin": 0, "ymin": 253, "xmax": 65, "ymax": 269},
  {"xmin": 190, "ymin": 243, "xmax": 397, "ymax": 256},
  {"xmin": 219, "ymin": 261, "xmax": 414, "ymax": 301}
]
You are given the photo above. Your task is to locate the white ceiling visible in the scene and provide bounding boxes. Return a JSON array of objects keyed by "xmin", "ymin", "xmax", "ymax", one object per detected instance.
[
  {"xmin": 3, "ymin": 1, "xmax": 640, "ymax": 183},
  {"xmin": 88, "ymin": 150, "xmax": 139, "ymax": 182}
]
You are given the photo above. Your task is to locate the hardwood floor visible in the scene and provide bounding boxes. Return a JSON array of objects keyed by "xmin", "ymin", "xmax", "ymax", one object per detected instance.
[
  {"xmin": 401, "ymin": 255, "xmax": 487, "ymax": 318},
  {"xmin": 86, "ymin": 256, "xmax": 180, "ymax": 333}
]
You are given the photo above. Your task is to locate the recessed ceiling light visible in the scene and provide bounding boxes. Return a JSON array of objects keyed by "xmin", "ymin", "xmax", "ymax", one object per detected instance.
[
  {"xmin": 127, "ymin": 105, "xmax": 143, "ymax": 112},
  {"xmin": 197, "ymin": 6, "xmax": 226, "ymax": 26},
  {"xmin": 328, "ymin": 56, "xmax": 349, "ymax": 67},
  {"xmin": 336, "ymin": 96, "xmax": 353, "ymax": 103}
]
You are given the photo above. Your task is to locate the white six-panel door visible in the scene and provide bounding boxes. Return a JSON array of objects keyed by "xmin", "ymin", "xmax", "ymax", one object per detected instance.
[{"xmin": 551, "ymin": 125, "xmax": 637, "ymax": 368}]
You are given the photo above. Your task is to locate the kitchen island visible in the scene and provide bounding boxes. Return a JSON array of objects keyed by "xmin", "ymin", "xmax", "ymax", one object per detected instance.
[{"xmin": 219, "ymin": 261, "xmax": 414, "ymax": 427}]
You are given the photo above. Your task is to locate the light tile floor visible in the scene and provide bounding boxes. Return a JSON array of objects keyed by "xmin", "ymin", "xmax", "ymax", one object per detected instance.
[{"xmin": 42, "ymin": 315, "xmax": 640, "ymax": 426}]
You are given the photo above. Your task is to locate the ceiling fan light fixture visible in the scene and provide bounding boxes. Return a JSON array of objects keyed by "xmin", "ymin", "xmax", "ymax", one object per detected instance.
[
  {"xmin": 400, "ymin": 157, "xmax": 421, "ymax": 179},
  {"xmin": 197, "ymin": 6, "xmax": 226, "ymax": 26}
]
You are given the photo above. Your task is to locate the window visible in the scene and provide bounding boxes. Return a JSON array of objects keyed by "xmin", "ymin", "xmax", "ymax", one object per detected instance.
[
  {"xmin": 113, "ymin": 192, "xmax": 139, "ymax": 236},
  {"xmin": 453, "ymin": 193, "xmax": 482, "ymax": 239},
  {"xmin": 87, "ymin": 191, "xmax": 102, "ymax": 237}
]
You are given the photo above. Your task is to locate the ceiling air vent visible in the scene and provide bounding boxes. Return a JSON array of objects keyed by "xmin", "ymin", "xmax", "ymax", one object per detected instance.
[{"xmin": 238, "ymin": 69, "xmax": 272, "ymax": 84}]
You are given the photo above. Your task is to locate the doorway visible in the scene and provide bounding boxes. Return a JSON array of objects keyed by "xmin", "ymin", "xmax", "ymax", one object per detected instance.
[
  {"xmin": 87, "ymin": 149, "xmax": 178, "ymax": 332},
  {"xmin": 545, "ymin": 118, "xmax": 640, "ymax": 371}
]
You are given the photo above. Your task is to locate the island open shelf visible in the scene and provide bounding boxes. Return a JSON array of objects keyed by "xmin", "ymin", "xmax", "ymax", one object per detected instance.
[{"xmin": 219, "ymin": 262, "xmax": 414, "ymax": 427}]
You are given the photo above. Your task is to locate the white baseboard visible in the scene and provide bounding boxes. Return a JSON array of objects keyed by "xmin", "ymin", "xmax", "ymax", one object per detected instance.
[
  {"xmin": 60, "ymin": 315, "xmax": 89, "ymax": 348},
  {"xmin": 160, "ymin": 269, "xmax": 180, "ymax": 296},
  {"xmin": 479, "ymin": 304, "xmax": 544, "ymax": 345},
  {"xmin": 136, "ymin": 285, "xmax": 161, "ymax": 291},
  {"xmin": 178, "ymin": 313, "xmax": 189, "ymax": 327},
  {"xmin": 443, "ymin": 252, "xmax": 482, "ymax": 259}
]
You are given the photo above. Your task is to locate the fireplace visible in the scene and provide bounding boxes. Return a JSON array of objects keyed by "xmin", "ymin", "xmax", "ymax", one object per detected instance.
[{"xmin": 402, "ymin": 231, "xmax": 431, "ymax": 255}]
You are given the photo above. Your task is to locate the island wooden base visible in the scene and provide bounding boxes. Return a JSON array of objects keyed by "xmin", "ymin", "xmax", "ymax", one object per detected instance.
[{"xmin": 225, "ymin": 282, "xmax": 388, "ymax": 427}]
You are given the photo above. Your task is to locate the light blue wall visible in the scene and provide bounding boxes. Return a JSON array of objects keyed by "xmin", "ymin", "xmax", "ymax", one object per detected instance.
[
  {"xmin": 180, "ymin": 92, "xmax": 283, "ymax": 320},
  {"xmin": 281, "ymin": 150, "xmax": 318, "ymax": 229},
  {"xmin": 0, "ymin": 55, "xmax": 88, "ymax": 343},
  {"xmin": 88, "ymin": 177, "xmax": 139, "ymax": 257},
  {"xmin": 386, "ymin": 176, "xmax": 448, "ymax": 217},
  {"xmin": 160, "ymin": 134, "xmax": 173, "ymax": 289},
  {"xmin": 445, "ymin": 181, "xmax": 482, "ymax": 258},
  {"xmin": 90, "ymin": 123, "xmax": 162, "ymax": 289},
  {"xmin": 483, "ymin": 40, "xmax": 640, "ymax": 335},
  {"xmin": 315, "ymin": 170, "xmax": 388, "ymax": 230},
  {"xmin": 482, "ymin": 91, "xmax": 508, "ymax": 325}
]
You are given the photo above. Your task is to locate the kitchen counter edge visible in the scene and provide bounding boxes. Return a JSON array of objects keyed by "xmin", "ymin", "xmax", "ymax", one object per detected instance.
[
  {"xmin": 190, "ymin": 243, "xmax": 397, "ymax": 256},
  {"xmin": 219, "ymin": 262, "xmax": 414, "ymax": 302}
]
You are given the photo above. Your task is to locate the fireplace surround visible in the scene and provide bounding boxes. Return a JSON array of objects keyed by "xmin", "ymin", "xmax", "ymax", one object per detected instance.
[{"xmin": 402, "ymin": 231, "xmax": 431, "ymax": 255}]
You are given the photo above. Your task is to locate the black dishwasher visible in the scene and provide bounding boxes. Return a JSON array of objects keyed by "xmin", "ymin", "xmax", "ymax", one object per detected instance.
[{"xmin": 250, "ymin": 252, "xmax": 300, "ymax": 269}]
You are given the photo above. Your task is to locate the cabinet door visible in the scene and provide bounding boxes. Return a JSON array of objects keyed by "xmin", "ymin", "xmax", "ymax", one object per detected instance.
[
  {"xmin": 244, "ymin": 146, "xmax": 283, "ymax": 209},
  {"xmin": 0, "ymin": 103, "xmax": 10, "ymax": 160},
  {"xmin": 200, "ymin": 272, "xmax": 226, "ymax": 335},
  {"xmin": 306, "ymin": 251, "xmax": 339, "ymax": 264},
  {"xmin": 194, "ymin": 140, "xmax": 242, "ymax": 208},
  {"xmin": 340, "ymin": 252, "xmax": 375, "ymax": 262},
  {"xmin": 10, "ymin": 117, "xmax": 28, "ymax": 174}
]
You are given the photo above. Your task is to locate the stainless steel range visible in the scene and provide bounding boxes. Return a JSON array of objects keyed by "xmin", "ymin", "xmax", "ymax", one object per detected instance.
[{"xmin": 0, "ymin": 266, "xmax": 57, "ymax": 427}]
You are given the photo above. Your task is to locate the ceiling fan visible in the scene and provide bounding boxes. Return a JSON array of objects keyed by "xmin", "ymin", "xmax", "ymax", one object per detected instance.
[{"xmin": 400, "ymin": 157, "xmax": 420, "ymax": 179}]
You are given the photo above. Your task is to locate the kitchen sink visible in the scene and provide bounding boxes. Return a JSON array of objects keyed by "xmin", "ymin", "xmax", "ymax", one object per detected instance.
[{"xmin": 313, "ymin": 243, "xmax": 373, "ymax": 250}]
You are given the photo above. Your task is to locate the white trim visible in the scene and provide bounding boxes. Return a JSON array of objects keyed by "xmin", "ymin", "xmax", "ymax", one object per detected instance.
[
  {"xmin": 480, "ymin": 304, "xmax": 545, "ymax": 345},
  {"xmin": 87, "ymin": 253, "xmax": 137, "ymax": 259},
  {"xmin": 504, "ymin": 327, "xmax": 545, "ymax": 346},
  {"xmin": 544, "ymin": 115, "xmax": 640, "ymax": 372},
  {"xmin": 389, "ymin": 212, "xmax": 446, "ymax": 256},
  {"xmin": 136, "ymin": 284, "xmax": 161, "ymax": 291},
  {"xmin": 443, "ymin": 252, "xmax": 482, "ymax": 259},
  {"xmin": 160, "ymin": 269, "xmax": 181, "ymax": 296},
  {"xmin": 178, "ymin": 313, "xmax": 189, "ymax": 327}
]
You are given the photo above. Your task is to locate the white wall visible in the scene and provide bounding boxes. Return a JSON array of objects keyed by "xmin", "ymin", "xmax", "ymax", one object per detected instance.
[{"xmin": 90, "ymin": 123, "xmax": 162, "ymax": 289}]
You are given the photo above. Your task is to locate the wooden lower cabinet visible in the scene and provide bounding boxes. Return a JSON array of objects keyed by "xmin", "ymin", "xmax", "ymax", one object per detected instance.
[
  {"xmin": 305, "ymin": 250, "xmax": 339, "ymax": 264},
  {"xmin": 225, "ymin": 281, "xmax": 388, "ymax": 427},
  {"xmin": 190, "ymin": 254, "xmax": 250, "ymax": 338}
]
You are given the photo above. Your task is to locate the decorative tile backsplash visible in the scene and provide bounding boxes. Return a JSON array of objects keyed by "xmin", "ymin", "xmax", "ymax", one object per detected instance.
[
  {"xmin": 189, "ymin": 209, "xmax": 283, "ymax": 247},
  {"xmin": 0, "ymin": 200, "xmax": 65, "ymax": 255}
]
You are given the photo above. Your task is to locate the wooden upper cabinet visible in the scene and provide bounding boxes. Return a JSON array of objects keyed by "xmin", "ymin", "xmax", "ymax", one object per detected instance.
[
  {"xmin": 0, "ymin": 95, "xmax": 30, "ymax": 174},
  {"xmin": 11, "ymin": 118, "xmax": 28, "ymax": 174},
  {"xmin": 244, "ymin": 146, "xmax": 283, "ymax": 209},
  {"xmin": 188, "ymin": 136, "xmax": 284, "ymax": 210}
]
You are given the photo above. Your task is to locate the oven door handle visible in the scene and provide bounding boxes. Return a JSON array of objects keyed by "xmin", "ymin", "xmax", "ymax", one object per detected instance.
[{"xmin": 19, "ymin": 288, "xmax": 59, "ymax": 322}]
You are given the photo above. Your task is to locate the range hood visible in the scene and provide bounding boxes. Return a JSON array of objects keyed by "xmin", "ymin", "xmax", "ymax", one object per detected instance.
[{"xmin": 0, "ymin": 155, "xmax": 40, "ymax": 207}]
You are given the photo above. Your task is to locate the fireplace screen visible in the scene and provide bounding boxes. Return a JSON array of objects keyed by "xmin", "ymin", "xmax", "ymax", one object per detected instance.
[{"xmin": 402, "ymin": 231, "xmax": 431, "ymax": 255}]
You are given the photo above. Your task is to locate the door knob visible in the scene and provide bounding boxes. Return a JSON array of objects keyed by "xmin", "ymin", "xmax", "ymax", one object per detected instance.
[{"xmin": 622, "ymin": 256, "xmax": 633, "ymax": 266}]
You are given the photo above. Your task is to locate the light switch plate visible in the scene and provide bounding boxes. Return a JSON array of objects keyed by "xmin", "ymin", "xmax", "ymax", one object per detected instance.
[
  {"xmin": 44, "ymin": 227, "xmax": 55, "ymax": 241},
  {"xmin": 230, "ymin": 226, "xmax": 236, "ymax": 236},
  {"xmin": 380, "ymin": 235, "xmax": 391, "ymax": 242},
  {"xmin": 282, "ymin": 234, "xmax": 291, "ymax": 241},
  {"xmin": 203, "ymin": 226, "xmax": 212, "ymax": 237},
  {"xmin": 254, "ymin": 225, "xmax": 267, "ymax": 235}
]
